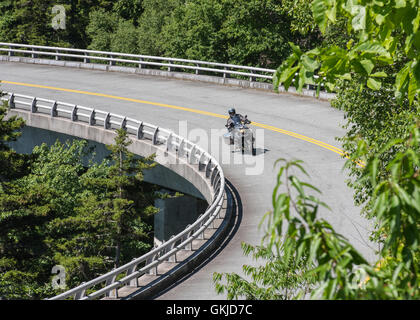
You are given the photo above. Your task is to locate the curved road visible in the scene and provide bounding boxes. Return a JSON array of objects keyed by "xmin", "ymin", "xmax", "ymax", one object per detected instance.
[{"xmin": 0, "ymin": 61, "xmax": 376, "ymax": 299}]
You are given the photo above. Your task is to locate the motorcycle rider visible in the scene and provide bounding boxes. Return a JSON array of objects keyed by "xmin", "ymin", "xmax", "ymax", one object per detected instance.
[{"xmin": 226, "ymin": 108, "xmax": 248, "ymax": 132}]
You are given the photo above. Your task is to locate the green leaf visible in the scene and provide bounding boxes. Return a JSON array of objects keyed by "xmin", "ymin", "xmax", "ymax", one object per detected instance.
[
  {"xmin": 360, "ymin": 59, "xmax": 375, "ymax": 75},
  {"xmin": 395, "ymin": 0, "xmax": 406, "ymax": 8},
  {"xmin": 302, "ymin": 55, "xmax": 320, "ymax": 72},
  {"xmin": 280, "ymin": 66, "xmax": 300, "ymax": 91},
  {"xmin": 340, "ymin": 73, "xmax": 352, "ymax": 80},
  {"xmin": 370, "ymin": 71, "xmax": 387, "ymax": 78},
  {"xmin": 312, "ymin": 0, "xmax": 329, "ymax": 34},
  {"xmin": 395, "ymin": 63, "xmax": 410, "ymax": 92},
  {"xmin": 407, "ymin": 74, "xmax": 418, "ymax": 105},
  {"xmin": 367, "ymin": 77, "xmax": 382, "ymax": 90},
  {"xmin": 289, "ymin": 42, "xmax": 303, "ymax": 57},
  {"xmin": 325, "ymin": 3, "xmax": 337, "ymax": 24},
  {"xmin": 354, "ymin": 42, "xmax": 388, "ymax": 55}
]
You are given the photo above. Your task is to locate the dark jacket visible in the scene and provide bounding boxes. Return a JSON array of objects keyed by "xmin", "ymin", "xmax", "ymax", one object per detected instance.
[{"xmin": 226, "ymin": 114, "xmax": 245, "ymax": 131}]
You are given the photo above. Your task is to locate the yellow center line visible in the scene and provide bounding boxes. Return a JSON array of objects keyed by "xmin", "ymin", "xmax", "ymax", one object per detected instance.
[{"xmin": 1, "ymin": 80, "xmax": 364, "ymax": 166}]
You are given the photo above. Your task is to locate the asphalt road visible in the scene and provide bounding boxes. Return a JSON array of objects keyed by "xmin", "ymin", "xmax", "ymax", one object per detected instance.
[{"xmin": 0, "ymin": 61, "xmax": 377, "ymax": 299}]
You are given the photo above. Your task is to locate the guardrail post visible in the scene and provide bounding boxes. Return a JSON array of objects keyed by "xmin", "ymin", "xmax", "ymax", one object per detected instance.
[
  {"xmin": 8, "ymin": 46, "xmax": 14, "ymax": 57},
  {"xmin": 71, "ymin": 105, "xmax": 78, "ymax": 121},
  {"xmin": 166, "ymin": 133, "xmax": 173, "ymax": 152},
  {"xmin": 198, "ymin": 153, "xmax": 206, "ymax": 171},
  {"xmin": 195, "ymin": 64, "xmax": 200, "ymax": 75},
  {"xmin": 145, "ymin": 254, "xmax": 156, "ymax": 275},
  {"xmin": 178, "ymin": 139, "xmax": 185, "ymax": 158},
  {"xmin": 223, "ymin": 67, "xmax": 230, "ymax": 79},
  {"xmin": 137, "ymin": 121, "xmax": 144, "ymax": 139},
  {"xmin": 31, "ymin": 98, "xmax": 37, "ymax": 113},
  {"xmin": 120, "ymin": 117, "xmax": 127, "ymax": 130},
  {"xmin": 109, "ymin": 55, "xmax": 115, "ymax": 66},
  {"xmin": 188, "ymin": 145, "xmax": 196, "ymax": 164},
  {"xmin": 55, "ymin": 50, "xmax": 60, "ymax": 61},
  {"xmin": 104, "ymin": 112, "xmax": 111, "ymax": 129},
  {"xmin": 205, "ymin": 159, "xmax": 212, "ymax": 178},
  {"xmin": 168, "ymin": 61, "xmax": 172, "ymax": 72},
  {"xmin": 51, "ymin": 101, "xmax": 57, "ymax": 117},
  {"xmin": 89, "ymin": 109, "xmax": 96, "ymax": 125},
  {"xmin": 127, "ymin": 261, "xmax": 139, "ymax": 287},
  {"xmin": 84, "ymin": 52, "xmax": 90, "ymax": 64},
  {"xmin": 74, "ymin": 283, "xmax": 86, "ymax": 300},
  {"xmin": 8, "ymin": 94, "xmax": 15, "ymax": 109},
  {"xmin": 139, "ymin": 58, "xmax": 144, "ymax": 69},
  {"xmin": 249, "ymin": 70, "xmax": 256, "ymax": 82},
  {"xmin": 210, "ymin": 167, "xmax": 218, "ymax": 186},
  {"xmin": 168, "ymin": 236, "xmax": 177, "ymax": 262},
  {"xmin": 147, "ymin": 255, "xmax": 158, "ymax": 275},
  {"xmin": 31, "ymin": 48, "xmax": 37, "ymax": 59},
  {"xmin": 198, "ymin": 228, "xmax": 204, "ymax": 240},
  {"xmin": 152, "ymin": 127, "xmax": 159, "ymax": 145},
  {"xmin": 168, "ymin": 235, "xmax": 178, "ymax": 263},
  {"xmin": 184, "ymin": 229, "xmax": 193, "ymax": 250},
  {"xmin": 105, "ymin": 275, "xmax": 118, "ymax": 298}
]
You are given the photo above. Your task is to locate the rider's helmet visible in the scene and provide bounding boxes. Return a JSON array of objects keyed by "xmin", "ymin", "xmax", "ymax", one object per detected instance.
[{"xmin": 228, "ymin": 108, "xmax": 236, "ymax": 117}]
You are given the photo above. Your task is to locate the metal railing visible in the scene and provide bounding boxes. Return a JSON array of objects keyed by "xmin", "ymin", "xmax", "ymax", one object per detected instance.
[
  {"xmin": 0, "ymin": 42, "xmax": 275, "ymax": 82},
  {"xmin": 1, "ymin": 92, "xmax": 226, "ymax": 300}
]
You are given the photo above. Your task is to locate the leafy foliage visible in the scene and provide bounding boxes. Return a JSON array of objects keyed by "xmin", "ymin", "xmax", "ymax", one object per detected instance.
[
  {"xmin": 0, "ymin": 0, "xmax": 326, "ymax": 69},
  {"xmin": 136, "ymin": 0, "xmax": 182, "ymax": 56},
  {"xmin": 214, "ymin": 241, "xmax": 316, "ymax": 300},
  {"xmin": 275, "ymin": 0, "xmax": 420, "ymax": 104},
  {"xmin": 332, "ymin": 76, "xmax": 420, "ymax": 217},
  {"xmin": 215, "ymin": 131, "xmax": 420, "ymax": 299},
  {"xmin": 0, "ymin": 93, "xmax": 28, "ymax": 187},
  {"xmin": 159, "ymin": 0, "xmax": 307, "ymax": 68}
]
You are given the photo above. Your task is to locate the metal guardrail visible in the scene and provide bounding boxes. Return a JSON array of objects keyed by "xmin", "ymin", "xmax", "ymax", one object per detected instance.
[
  {"xmin": 1, "ymin": 92, "xmax": 226, "ymax": 300},
  {"xmin": 0, "ymin": 42, "xmax": 333, "ymax": 97},
  {"xmin": 0, "ymin": 42, "xmax": 275, "ymax": 82}
]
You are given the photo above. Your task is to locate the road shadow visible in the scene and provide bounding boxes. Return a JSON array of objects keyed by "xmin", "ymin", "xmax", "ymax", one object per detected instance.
[{"xmin": 231, "ymin": 147, "xmax": 269, "ymax": 156}]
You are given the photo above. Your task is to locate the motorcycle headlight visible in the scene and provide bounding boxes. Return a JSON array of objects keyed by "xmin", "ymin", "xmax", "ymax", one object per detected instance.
[{"xmin": 240, "ymin": 129, "xmax": 245, "ymax": 134}]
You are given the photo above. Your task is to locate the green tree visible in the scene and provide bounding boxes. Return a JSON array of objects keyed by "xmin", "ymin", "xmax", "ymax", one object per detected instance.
[
  {"xmin": 86, "ymin": 8, "xmax": 139, "ymax": 54},
  {"xmin": 136, "ymin": 0, "xmax": 183, "ymax": 56},
  {"xmin": 0, "ymin": 130, "xmax": 159, "ymax": 298},
  {"xmin": 220, "ymin": 0, "xmax": 296, "ymax": 68},
  {"xmin": 160, "ymin": 0, "xmax": 301, "ymax": 68},
  {"xmin": 275, "ymin": 0, "xmax": 420, "ymax": 102},
  {"xmin": 113, "ymin": 0, "xmax": 144, "ymax": 24},
  {"xmin": 44, "ymin": 130, "xmax": 159, "ymax": 289},
  {"xmin": 332, "ymin": 76, "xmax": 420, "ymax": 219},
  {"xmin": 0, "ymin": 139, "xmax": 94, "ymax": 299},
  {"xmin": 86, "ymin": 9, "xmax": 119, "ymax": 52},
  {"xmin": 94, "ymin": 128, "xmax": 158, "ymax": 268},
  {"xmin": 111, "ymin": 20, "xmax": 140, "ymax": 54},
  {"xmin": 0, "ymin": 92, "xmax": 28, "ymax": 187}
]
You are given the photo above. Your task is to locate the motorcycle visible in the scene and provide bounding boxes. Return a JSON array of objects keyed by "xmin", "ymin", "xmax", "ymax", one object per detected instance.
[{"xmin": 224, "ymin": 115, "xmax": 256, "ymax": 156}]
